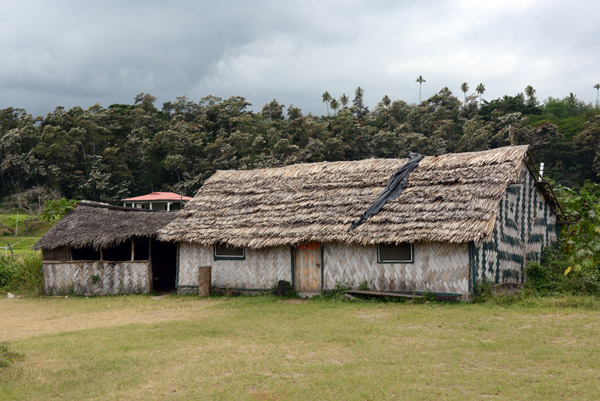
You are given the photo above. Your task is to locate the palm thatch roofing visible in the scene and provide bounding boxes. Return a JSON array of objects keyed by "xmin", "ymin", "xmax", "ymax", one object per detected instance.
[
  {"xmin": 159, "ymin": 145, "xmax": 558, "ymax": 248},
  {"xmin": 33, "ymin": 201, "xmax": 175, "ymax": 251}
]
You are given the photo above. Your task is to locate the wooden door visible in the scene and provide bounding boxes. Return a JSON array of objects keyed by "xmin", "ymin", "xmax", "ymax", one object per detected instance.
[{"xmin": 294, "ymin": 242, "xmax": 322, "ymax": 294}]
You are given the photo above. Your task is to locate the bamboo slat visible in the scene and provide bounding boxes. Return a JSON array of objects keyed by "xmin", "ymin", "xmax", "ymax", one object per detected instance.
[{"xmin": 42, "ymin": 261, "xmax": 152, "ymax": 295}]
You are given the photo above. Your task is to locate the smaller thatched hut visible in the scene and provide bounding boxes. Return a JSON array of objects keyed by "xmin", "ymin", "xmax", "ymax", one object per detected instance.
[{"xmin": 34, "ymin": 201, "xmax": 176, "ymax": 295}]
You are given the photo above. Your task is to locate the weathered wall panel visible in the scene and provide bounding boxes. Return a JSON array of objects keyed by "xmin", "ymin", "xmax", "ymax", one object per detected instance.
[
  {"xmin": 179, "ymin": 241, "xmax": 469, "ymax": 296},
  {"xmin": 43, "ymin": 261, "xmax": 152, "ymax": 295},
  {"xmin": 324, "ymin": 242, "xmax": 470, "ymax": 295},
  {"xmin": 473, "ymin": 166, "xmax": 558, "ymax": 285},
  {"xmin": 178, "ymin": 243, "xmax": 291, "ymax": 293}
]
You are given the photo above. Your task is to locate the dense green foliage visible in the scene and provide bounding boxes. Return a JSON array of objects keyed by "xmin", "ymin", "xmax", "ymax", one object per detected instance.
[
  {"xmin": 40, "ymin": 198, "xmax": 77, "ymax": 222},
  {"xmin": 525, "ymin": 182, "xmax": 600, "ymax": 295},
  {"xmin": 0, "ymin": 253, "xmax": 44, "ymax": 295},
  {"xmin": 1, "ymin": 89, "xmax": 598, "ymax": 203}
]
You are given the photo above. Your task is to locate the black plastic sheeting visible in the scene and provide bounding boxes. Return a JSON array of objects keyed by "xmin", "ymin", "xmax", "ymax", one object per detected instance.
[{"xmin": 349, "ymin": 152, "xmax": 424, "ymax": 231}]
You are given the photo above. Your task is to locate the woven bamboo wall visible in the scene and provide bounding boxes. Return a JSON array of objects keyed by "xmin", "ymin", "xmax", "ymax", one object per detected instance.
[
  {"xmin": 324, "ymin": 242, "xmax": 470, "ymax": 295},
  {"xmin": 43, "ymin": 261, "xmax": 152, "ymax": 295},
  {"xmin": 177, "ymin": 243, "xmax": 291, "ymax": 293},
  {"xmin": 473, "ymin": 166, "xmax": 558, "ymax": 285},
  {"xmin": 178, "ymin": 242, "xmax": 469, "ymax": 296}
]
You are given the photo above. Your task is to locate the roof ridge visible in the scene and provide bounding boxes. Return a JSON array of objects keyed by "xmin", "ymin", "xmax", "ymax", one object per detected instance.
[{"xmin": 78, "ymin": 200, "xmax": 163, "ymax": 212}]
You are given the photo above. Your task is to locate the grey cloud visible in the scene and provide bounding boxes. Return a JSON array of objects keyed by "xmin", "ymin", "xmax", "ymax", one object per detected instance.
[{"xmin": 1, "ymin": 0, "xmax": 599, "ymax": 117}]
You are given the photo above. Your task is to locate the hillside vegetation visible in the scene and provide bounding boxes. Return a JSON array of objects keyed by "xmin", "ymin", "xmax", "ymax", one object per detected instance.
[{"xmin": 1, "ymin": 88, "xmax": 599, "ymax": 204}]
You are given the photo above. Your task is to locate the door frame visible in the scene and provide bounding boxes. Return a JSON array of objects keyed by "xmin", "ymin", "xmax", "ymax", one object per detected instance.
[{"xmin": 290, "ymin": 243, "xmax": 324, "ymax": 293}]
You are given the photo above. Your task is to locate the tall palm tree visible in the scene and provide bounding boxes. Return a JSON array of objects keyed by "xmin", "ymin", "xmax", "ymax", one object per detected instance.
[
  {"xmin": 524, "ymin": 85, "xmax": 537, "ymax": 108},
  {"xmin": 476, "ymin": 83, "xmax": 486, "ymax": 105},
  {"xmin": 381, "ymin": 95, "xmax": 391, "ymax": 107},
  {"xmin": 460, "ymin": 82, "xmax": 469, "ymax": 104},
  {"xmin": 340, "ymin": 93, "xmax": 349, "ymax": 108},
  {"xmin": 595, "ymin": 84, "xmax": 600, "ymax": 108},
  {"xmin": 354, "ymin": 86, "xmax": 364, "ymax": 100},
  {"xmin": 416, "ymin": 75, "xmax": 426, "ymax": 103},
  {"xmin": 330, "ymin": 98, "xmax": 340, "ymax": 115},
  {"xmin": 322, "ymin": 91, "xmax": 332, "ymax": 115}
]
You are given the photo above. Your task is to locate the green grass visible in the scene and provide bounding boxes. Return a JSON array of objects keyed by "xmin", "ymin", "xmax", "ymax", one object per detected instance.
[
  {"xmin": 0, "ymin": 238, "xmax": 41, "ymax": 256},
  {"xmin": 0, "ymin": 252, "xmax": 43, "ymax": 294},
  {"xmin": 0, "ymin": 343, "xmax": 20, "ymax": 368},
  {"xmin": 0, "ymin": 212, "xmax": 51, "ymax": 256},
  {"xmin": 0, "ymin": 213, "xmax": 51, "ymax": 236},
  {"xmin": 1, "ymin": 296, "xmax": 599, "ymax": 400}
]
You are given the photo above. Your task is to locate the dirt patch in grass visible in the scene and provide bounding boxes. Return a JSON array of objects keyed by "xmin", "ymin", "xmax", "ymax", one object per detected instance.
[
  {"xmin": 279, "ymin": 299, "xmax": 308, "ymax": 303},
  {"xmin": 0, "ymin": 296, "xmax": 220, "ymax": 341},
  {"xmin": 355, "ymin": 308, "xmax": 389, "ymax": 321}
]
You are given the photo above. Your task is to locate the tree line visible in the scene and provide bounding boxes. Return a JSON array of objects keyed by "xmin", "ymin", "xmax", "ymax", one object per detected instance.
[{"xmin": 1, "ymin": 87, "xmax": 599, "ymax": 204}]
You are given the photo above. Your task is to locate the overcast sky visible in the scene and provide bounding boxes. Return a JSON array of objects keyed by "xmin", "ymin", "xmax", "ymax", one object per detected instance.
[{"xmin": 1, "ymin": 0, "xmax": 598, "ymax": 117}]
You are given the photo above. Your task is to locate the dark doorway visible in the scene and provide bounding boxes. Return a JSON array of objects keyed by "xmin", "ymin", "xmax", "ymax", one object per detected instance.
[{"xmin": 151, "ymin": 240, "xmax": 177, "ymax": 292}]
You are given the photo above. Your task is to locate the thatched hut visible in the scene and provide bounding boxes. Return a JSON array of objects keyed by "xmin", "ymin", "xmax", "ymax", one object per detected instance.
[
  {"xmin": 34, "ymin": 201, "xmax": 177, "ymax": 295},
  {"xmin": 159, "ymin": 145, "xmax": 564, "ymax": 299}
]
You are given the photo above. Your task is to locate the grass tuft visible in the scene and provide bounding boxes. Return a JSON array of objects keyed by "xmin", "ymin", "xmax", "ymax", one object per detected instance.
[
  {"xmin": 0, "ymin": 342, "xmax": 20, "ymax": 368},
  {"xmin": 0, "ymin": 252, "xmax": 43, "ymax": 295}
]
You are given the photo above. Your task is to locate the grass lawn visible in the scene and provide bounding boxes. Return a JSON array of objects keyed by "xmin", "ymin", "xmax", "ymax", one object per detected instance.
[
  {"xmin": 0, "ymin": 212, "xmax": 51, "ymax": 256},
  {"xmin": 0, "ymin": 237, "xmax": 40, "ymax": 257},
  {"xmin": 1, "ymin": 295, "xmax": 599, "ymax": 401}
]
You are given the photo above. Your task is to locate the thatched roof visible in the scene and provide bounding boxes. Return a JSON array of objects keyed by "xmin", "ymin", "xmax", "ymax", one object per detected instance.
[
  {"xmin": 33, "ymin": 201, "xmax": 175, "ymax": 250},
  {"xmin": 159, "ymin": 146, "xmax": 551, "ymax": 248}
]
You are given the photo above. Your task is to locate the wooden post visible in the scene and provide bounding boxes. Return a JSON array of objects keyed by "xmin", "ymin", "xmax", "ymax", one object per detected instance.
[
  {"xmin": 148, "ymin": 238, "xmax": 153, "ymax": 292},
  {"xmin": 131, "ymin": 238, "xmax": 135, "ymax": 261},
  {"xmin": 198, "ymin": 266, "xmax": 211, "ymax": 297},
  {"xmin": 99, "ymin": 248, "xmax": 103, "ymax": 261}
]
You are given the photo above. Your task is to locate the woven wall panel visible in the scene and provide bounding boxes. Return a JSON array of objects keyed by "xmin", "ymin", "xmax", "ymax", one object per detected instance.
[
  {"xmin": 474, "ymin": 166, "xmax": 558, "ymax": 285},
  {"xmin": 179, "ymin": 242, "xmax": 469, "ymax": 295},
  {"xmin": 43, "ymin": 261, "xmax": 151, "ymax": 295},
  {"xmin": 178, "ymin": 243, "xmax": 291, "ymax": 290},
  {"xmin": 324, "ymin": 242, "xmax": 470, "ymax": 295}
]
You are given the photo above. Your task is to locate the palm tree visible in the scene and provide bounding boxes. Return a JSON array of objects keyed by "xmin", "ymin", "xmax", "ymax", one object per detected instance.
[
  {"xmin": 460, "ymin": 82, "xmax": 469, "ymax": 104},
  {"xmin": 525, "ymin": 85, "xmax": 536, "ymax": 106},
  {"xmin": 381, "ymin": 95, "xmax": 391, "ymax": 107},
  {"xmin": 595, "ymin": 84, "xmax": 600, "ymax": 108},
  {"xmin": 476, "ymin": 83, "xmax": 486, "ymax": 105},
  {"xmin": 416, "ymin": 75, "xmax": 426, "ymax": 103},
  {"xmin": 330, "ymin": 98, "xmax": 340, "ymax": 115},
  {"xmin": 322, "ymin": 91, "xmax": 332, "ymax": 115},
  {"xmin": 340, "ymin": 94, "xmax": 349, "ymax": 108},
  {"xmin": 354, "ymin": 86, "xmax": 364, "ymax": 100}
]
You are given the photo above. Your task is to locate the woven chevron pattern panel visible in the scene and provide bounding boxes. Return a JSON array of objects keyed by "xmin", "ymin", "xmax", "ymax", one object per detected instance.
[
  {"xmin": 178, "ymin": 242, "xmax": 210, "ymax": 285},
  {"xmin": 178, "ymin": 243, "xmax": 291, "ymax": 290},
  {"xmin": 473, "ymin": 166, "xmax": 558, "ymax": 285},
  {"xmin": 43, "ymin": 261, "xmax": 151, "ymax": 295},
  {"xmin": 324, "ymin": 242, "xmax": 469, "ymax": 295}
]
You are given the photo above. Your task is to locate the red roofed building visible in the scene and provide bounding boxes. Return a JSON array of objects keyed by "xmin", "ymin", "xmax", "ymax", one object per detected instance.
[{"xmin": 121, "ymin": 192, "xmax": 192, "ymax": 211}]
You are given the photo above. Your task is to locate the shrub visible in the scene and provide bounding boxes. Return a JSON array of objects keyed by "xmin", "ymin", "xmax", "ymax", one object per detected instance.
[
  {"xmin": 41, "ymin": 198, "xmax": 77, "ymax": 222},
  {"xmin": 555, "ymin": 183, "xmax": 600, "ymax": 290},
  {"xmin": 0, "ymin": 252, "xmax": 43, "ymax": 294}
]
